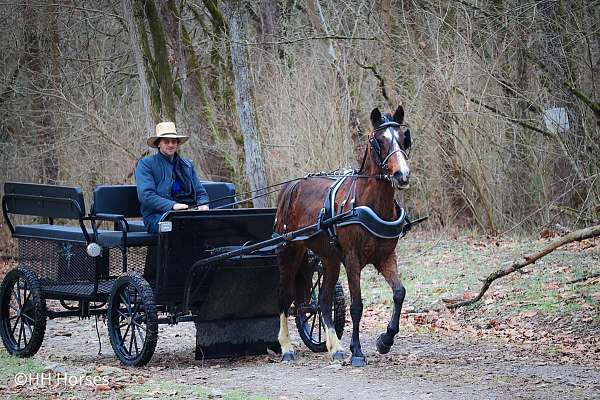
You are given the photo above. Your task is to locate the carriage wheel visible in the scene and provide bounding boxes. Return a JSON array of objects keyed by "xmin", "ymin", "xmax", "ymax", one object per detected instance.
[
  {"xmin": 295, "ymin": 264, "xmax": 346, "ymax": 353},
  {"xmin": 107, "ymin": 273, "xmax": 158, "ymax": 367},
  {"xmin": 0, "ymin": 268, "xmax": 47, "ymax": 357}
]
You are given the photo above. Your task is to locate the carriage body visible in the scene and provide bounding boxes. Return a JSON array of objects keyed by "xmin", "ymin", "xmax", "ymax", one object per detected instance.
[{"xmin": 0, "ymin": 182, "xmax": 310, "ymax": 365}]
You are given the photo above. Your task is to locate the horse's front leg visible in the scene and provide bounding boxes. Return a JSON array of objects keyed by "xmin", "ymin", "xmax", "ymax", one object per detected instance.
[
  {"xmin": 375, "ymin": 253, "xmax": 406, "ymax": 354},
  {"xmin": 344, "ymin": 262, "xmax": 367, "ymax": 367},
  {"xmin": 318, "ymin": 258, "xmax": 345, "ymax": 361}
]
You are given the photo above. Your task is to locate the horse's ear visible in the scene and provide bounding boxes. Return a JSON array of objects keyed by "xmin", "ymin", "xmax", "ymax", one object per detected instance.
[
  {"xmin": 393, "ymin": 105, "xmax": 404, "ymax": 124},
  {"xmin": 370, "ymin": 108, "xmax": 382, "ymax": 128}
]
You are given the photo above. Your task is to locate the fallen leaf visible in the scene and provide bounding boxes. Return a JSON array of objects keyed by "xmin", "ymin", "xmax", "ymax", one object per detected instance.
[
  {"xmin": 95, "ymin": 384, "xmax": 111, "ymax": 392},
  {"xmin": 543, "ymin": 283, "xmax": 561, "ymax": 290},
  {"xmin": 521, "ymin": 310, "xmax": 538, "ymax": 318}
]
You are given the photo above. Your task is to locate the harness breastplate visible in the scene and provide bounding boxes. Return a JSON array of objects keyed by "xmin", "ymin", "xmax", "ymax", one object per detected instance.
[
  {"xmin": 319, "ymin": 172, "xmax": 408, "ymax": 241},
  {"xmin": 279, "ymin": 171, "xmax": 411, "ymax": 244},
  {"xmin": 337, "ymin": 204, "xmax": 407, "ymax": 239}
]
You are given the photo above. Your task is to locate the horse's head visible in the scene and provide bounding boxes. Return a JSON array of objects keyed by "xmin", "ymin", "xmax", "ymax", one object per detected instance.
[{"xmin": 369, "ymin": 105, "xmax": 412, "ymax": 189}]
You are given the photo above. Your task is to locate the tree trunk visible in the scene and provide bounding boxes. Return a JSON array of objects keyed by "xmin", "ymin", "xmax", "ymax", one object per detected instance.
[
  {"xmin": 381, "ymin": 0, "xmax": 400, "ymax": 108},
  {"xmin": 225, "ymin": 1, "xmax": 269, "ymax": 208},
  {"xmin": 134, "ymin": 0, "xmax": 162, "ymax": 122},
  {"xmin": 24, "ymin": 3, "xmax": 59, "ymax": 184},
  {"xmin": 144, "ymin": 0, "xmax": 177, "ymax": 121},
  {"xmin": 124, "ymin": 0, "xmax": 154, "ymax": 136},
  {"xmin": 259, "ymin": 0, "xmax": 283, "ymax": 60},
  {"xmin": 156, "ymin": 0, "xmax": 235, "ymax": 181}
]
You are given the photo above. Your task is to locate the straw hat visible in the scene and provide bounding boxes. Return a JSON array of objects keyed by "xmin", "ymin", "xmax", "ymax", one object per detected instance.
[{"xmin": 147, "ymin": 122, "xmax": 189, "ymax": 148}]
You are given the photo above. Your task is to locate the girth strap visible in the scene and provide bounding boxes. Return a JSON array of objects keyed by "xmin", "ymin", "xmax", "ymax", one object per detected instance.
[{"xmin": 318, "ymin": 173, "xmax": 352, "ymax": 260}]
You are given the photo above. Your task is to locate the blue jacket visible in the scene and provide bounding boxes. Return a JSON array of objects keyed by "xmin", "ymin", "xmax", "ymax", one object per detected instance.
[{"xmin": 135, "ymin": 152, "xmax": 209, "ymax": 232}]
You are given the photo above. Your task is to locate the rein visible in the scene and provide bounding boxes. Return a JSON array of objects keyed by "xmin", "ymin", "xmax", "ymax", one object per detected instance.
[
  {"xmin": 195, "ymin": 121, "xmax": 409, "ymax": 209},
  {"xmin": 194, "ymin": 171, "xmax": 392, "ymax": 210}
]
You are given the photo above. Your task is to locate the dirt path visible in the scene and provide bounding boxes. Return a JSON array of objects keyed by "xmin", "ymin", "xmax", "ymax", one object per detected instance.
[
  {"xmin": 2, "ymin": 236, "xmax": 599, "ymax": 399},
  {"xmin": 4, "ymin": 313, "xmax": 597, "ymax": 400}
]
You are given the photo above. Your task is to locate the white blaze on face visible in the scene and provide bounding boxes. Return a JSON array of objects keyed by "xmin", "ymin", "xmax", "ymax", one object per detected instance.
[{"xmin": 384, "ymin": 128, "xmax": 410, "ymax": 181}]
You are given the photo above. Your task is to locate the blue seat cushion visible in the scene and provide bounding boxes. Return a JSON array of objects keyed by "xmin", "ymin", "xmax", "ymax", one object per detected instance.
[{"xmin": 14, "ymin": 224, "xmax": 157, "ymax": 247}]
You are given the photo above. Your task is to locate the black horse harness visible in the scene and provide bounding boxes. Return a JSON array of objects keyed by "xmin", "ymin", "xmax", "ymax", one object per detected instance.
[{"xmin": 276, "ymin": 118, "xmax": 422, "ymax": 253}]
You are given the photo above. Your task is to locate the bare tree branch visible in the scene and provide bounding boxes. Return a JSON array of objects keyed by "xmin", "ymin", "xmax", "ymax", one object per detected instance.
[{"xmin": 443, "ymin": 224, "xmax": 600, "ymax": 309}]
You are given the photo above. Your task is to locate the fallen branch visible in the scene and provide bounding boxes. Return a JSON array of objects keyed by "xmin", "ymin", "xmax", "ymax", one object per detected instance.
[
  {"xmin": 567, "ymin": 272, "xmax": 600, "ymax": 284},
  {"xmin": 442, "ymin": 224, "xmax": 600, "ymax": 309}
]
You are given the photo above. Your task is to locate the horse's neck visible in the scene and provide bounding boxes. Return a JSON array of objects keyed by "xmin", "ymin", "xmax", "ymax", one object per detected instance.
[{"xmin": 355, "ymin": 161, "xmax": 396, "ymax": 218}]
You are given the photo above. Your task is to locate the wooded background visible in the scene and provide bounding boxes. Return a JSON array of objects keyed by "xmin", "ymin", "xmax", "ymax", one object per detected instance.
[{"xmin": 0, "ymin": 0, "xmax": 598, "ymax": 236}]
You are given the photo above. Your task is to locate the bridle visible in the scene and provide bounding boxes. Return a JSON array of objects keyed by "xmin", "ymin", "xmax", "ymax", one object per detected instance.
[{"xmin": 359, "ymin": 120, "xmax": 411, "ymax": 180}]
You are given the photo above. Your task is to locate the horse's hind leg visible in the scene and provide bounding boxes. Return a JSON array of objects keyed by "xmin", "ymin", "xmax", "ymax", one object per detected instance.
[
  {"xmin": 318, "ymin": 257, "xmax": 344, "ymax": 361},
  {"xmin": 277, "ymin": 243, "xmax": 307, "ymax": 361},
  {"xmin": 375, "ymin": 253, "xmax": 406, "ymax": 354}
]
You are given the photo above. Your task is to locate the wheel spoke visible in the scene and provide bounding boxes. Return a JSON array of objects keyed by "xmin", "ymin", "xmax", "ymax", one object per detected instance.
[
  {"xmin": 128, "ymin": 323, "xmax": 135, "ymax": 356},
  {"xmin": 308, "ymin": 312, "xmax": 317, "ymax": 339},
  {"xmin": 134, "ymin": 324, "xmax": 146, "ymax": 344},
  {"xmin": 317, "ymin": 312, "xmax": 322, "ymax": 343},
  {"xmin": 9, "ymin": 303, "xmax": 19, "ymax": 313},
  {"xmin": 319, "ymin": 314, "xmax": 326, "ymax": 337},
  {"xmin": 132, "ymin": 320, "xmax": 146, "ymax": 332},
  {"xmin": 20, "ymin": 313, "xmax": 35, "ymax": 323},
  {"xmin": 121, "ymin": 321, "xmax": 132, "ymax": 352},
  {"xmin": 117, "ymin": 309, "xmax": 130, "ymax": 320},
  {"xmin": 18, "ymin": 280, "xmax": 29, "ymax": 307},
  {"xmin": 25, "ymin": 320, "xmax": 34, "ymax": 336},
  {"xmin": 310, "ymin": 276, "xmax": 320, "ymax": 294},
  {"xmin": 120, "ymin": 293, "xmax": 132, "ymax": 315},
  {"xmin": 18, "ymin": 319, "xmax": 24, "ymax": 347},
  {"xmin": 22, "ymin": 289, "xmax": 32, "ymax": 307},
  {"xmin": 132, "ymin": 324, "xmax": 139, "ymax": 355},
  {"xmin": 12, "ymin": 287, "xmax": 22, "ymax": 308},
  {"xmin": 23, "ymin": 320, "xmax": 31, "ymax": 344},
  {"xmin": 131, "ymin": 293, "xmax": 141, "ymax": 316},
  {"xmin": 11, "ymin": 315, "xmax": 21, "ymax": 336}
]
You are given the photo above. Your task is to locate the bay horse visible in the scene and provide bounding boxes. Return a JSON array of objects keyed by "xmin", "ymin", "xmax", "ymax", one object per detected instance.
[{"xmin": 274, "ymin": 105, "xmax": 411, "ymax": 367}]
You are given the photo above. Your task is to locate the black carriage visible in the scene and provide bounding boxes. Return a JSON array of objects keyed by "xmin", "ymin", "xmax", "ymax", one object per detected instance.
[{"xmin": 0, "ymin": 181, "xmax": 345, "ymax": 366}]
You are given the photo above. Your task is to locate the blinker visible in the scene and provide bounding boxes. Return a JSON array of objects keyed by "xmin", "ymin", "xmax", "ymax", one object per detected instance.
[
  {"xmin": 403, "ymin": 128, "xmax": 412, "ymax": 151},
  {"xmin": 370, "ymin": 137, "xmax": 382, "ymax": 157}
]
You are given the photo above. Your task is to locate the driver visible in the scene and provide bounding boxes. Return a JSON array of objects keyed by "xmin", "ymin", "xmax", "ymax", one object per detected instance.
[{"xmin": 135, "ymin": 121, "xmax": 209, "ymax": 233}]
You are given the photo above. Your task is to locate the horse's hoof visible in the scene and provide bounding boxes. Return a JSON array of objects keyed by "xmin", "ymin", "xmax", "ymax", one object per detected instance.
[
  {"xmin": 376, "ymin": 334, "xmax": 392, "ymax": 354},
  {"xmin": 281, "ymin": 352, "xmax": 296, "ymax": 362},
  {"xmin": 351, "ymin": 356, "xmax": 367, "ymax": 367},
  {"xmin": 331, "ymin": 351, "xmax": 345, "ymax": 361}
]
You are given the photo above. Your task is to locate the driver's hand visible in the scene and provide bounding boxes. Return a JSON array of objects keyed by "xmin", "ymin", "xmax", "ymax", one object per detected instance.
[
  {"xmin": 173, "ymin": 203, "xmax": 189, "ymax": 211},
  {"xmin": 197, "ymin": 205, "xmax": 209, "ymax": 211}
]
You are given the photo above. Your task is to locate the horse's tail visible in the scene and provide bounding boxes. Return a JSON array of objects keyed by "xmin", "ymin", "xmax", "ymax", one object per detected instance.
[{"xmin": 274, "ymin": 180, "xmax": 302, "ymax": 233}]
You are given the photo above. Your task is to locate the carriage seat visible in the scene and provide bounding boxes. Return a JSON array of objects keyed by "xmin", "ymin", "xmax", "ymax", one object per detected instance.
[
  {"xmin": 2, "ymin": 182, "xmax": 156, "ymax": 247},
  {"xmin": 90, "ymin": 181, "xmax": 236, "ymax": 241},
  {"xmin": 91, "ymin": 185, "xmax": 155, "ymax": 246},
  {"xmin": 3, "ymin": 182, "xmax": 93, "ymax": 243},
  {"xmin": 12, "ymin": 224, "xmax": 157, "ymax": 246}
]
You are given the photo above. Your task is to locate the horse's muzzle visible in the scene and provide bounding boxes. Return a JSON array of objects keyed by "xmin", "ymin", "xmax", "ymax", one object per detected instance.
[{"xmin": 393, "ymin": 171, "xmax": 410, "ymax": 190}]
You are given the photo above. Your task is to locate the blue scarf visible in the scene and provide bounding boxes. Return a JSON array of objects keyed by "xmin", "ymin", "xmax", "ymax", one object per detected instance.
[{"xmin": 169, "ymin": 155, "xmax": 195, "ymax": 204}]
